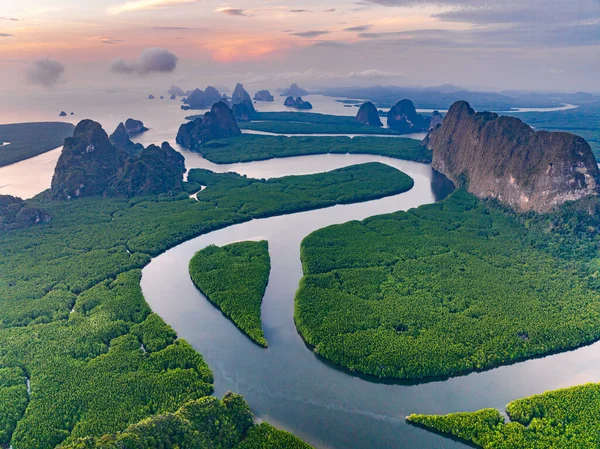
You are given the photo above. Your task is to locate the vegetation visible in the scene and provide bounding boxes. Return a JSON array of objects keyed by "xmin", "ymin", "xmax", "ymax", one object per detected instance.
[
  {"xmin": 513, "ymin": 103, "xmax": 600, "ymax": 157},
  {"xmin": 188, "ymin": 163, "xmax": 414, "ymax": 216},
  {"xmin": 239, "ymin": 121, "xmax": 405, "ymax": 135},
  {"xmin": 61, "ymin": 393, "xmax": 313, "ymax": 449},
  {"xmin": 408, "ymin": 382, "xmax": 600, "ymax": 448},
  {"xmin": 0, "ymin": 122, "xmax": 74, "ymax": 167},
  {"xmin": 189, "ymin": 241, "xmax": 271, "ymax": 347},
  {"xmin": 186, "ymin": 111, "xmax": 363, "ymax": 125},
  {"xmin": 295, "ymin": 189, "xmax": 600, "ymax": 380},
  {"xmin": 0, "ymin": 163, "xmax": 411, "ymax": 446},
  {"xmin": 195, "ymin": 134, "xmax": 431, "ymax": 164}
]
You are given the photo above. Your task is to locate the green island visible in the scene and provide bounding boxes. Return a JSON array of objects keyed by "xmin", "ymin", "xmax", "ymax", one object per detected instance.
[
  {"xmin": 0, "ymin": 162, "xmax": 411, "ymax": 447},
  {"xmin": 407, "ymin": 382, "xmax": 600, "ymax": 448},
  {"xmin": 187, "ymin": 163, "xmax": 414, "ymax": 214},
  {"xmin": 0, "ymin": 122, "xmax": 75, "ymax": 167},
  {"xmin": 295, "ymin": 189, "xmax": 600, "ymax": 380},
  {"xmin": 61, "ymin": 393, "xmax": 311, "ymax": 449},
  {"xmin": 193, "ymin": 134, "xmax": 431, "ymax": 164},
  {"xmin": 189, "ymin": 241, "xmax": 271, "ymax": 347}
]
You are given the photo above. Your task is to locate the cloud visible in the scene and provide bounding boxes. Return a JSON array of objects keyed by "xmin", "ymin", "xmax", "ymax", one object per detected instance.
[
  {"xmin": 343, "ymin": 25, "xmax": 371, "ymax": 32},
  {"xmin": 107, "ymin": 0, "xmax": 199, "ymax": 15},
  {"xmin": 323, "ymin": 8, "xmax": 336, "ymax": 12},
  {"xmin": 0, "ymin": 33, "xmax": 15, "ymax": 37},
  {"xmin": 289, "ymin": 9, "xmax": 313, "ymax": 13},
  {"xmin": 215, "ymin": 7, "xmax": 248, "ymax": 16},
  {"xmin": 242, "ymin": 69, "xmax": 337, "ymax": 84},
  {"xmin": 290, "ymin": 30, "xmax": 330, "ymax": 38},
  {"xmin": 101, "ymin": 37, "xmax": 124, "ymax": 44},
  {"xmin": 0, "ymin": 17, "xmax": 20, "ymax": 21},
  {"xmin": 348, "ymin": 69, "xmax": 402, "ymax": 79},
  {"xmin": 26, "ymin": 58, "xmax": 65, "ymax": 88},
  {"xmin": 110, "ymin": 48, "xmax": 178, "ymax": 76}
]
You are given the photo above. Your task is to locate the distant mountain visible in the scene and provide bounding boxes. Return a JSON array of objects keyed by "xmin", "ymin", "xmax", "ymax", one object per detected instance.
[
  {"xmin": 321, "ymin": 86, "xmax": 598, "ymax": 110},
  {"xmin": 280, "ymin": 84, "xmax": 309, "ymax": 97},
  {"xmin": 427, "ymin": 101, "xmax": 600, "ymax": 213}
]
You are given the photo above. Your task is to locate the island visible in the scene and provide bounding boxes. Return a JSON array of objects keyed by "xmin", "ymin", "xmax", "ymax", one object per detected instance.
[
  {"xmin": 124, "ymin": 118, "xmax": 148, "ymax": 135},
  {"xmin": 355, "ymin": 101, "xmax": 383, "ymax": 127},
  {"xmin": 59, "ymin": 111, "xmax": 67, "ymax": 117},
  {"xmin": 0, "ymin": 122, "xmax": 75, "ymax": 167},
  {"xmin": 386, "ymin": 99, "xmax": 430, "ymax": 133},
  {"xmin": 254, "ymin": 89, "xmax": 274, "ymax": 102},
  {"xmin": 284, "ymin": 96, "xmax": 313, "ymax": 110},
  {"xmin": 408, "ymin": 383, "xmax": 600, "ymax": 448},
  {"xmin": 182, "ymin": 86, "xmax": 224, "ymax": 110},
  {"xmin": 280, "ymin": 83, "xmax": 308, "ymax": 97},
  {"xmin": 189, "ymin": 241, "xmax": 271, "ymax": 347},
  {"xmin": 176, "ymin": 101, "xmax": 241, "ymax": 150}
]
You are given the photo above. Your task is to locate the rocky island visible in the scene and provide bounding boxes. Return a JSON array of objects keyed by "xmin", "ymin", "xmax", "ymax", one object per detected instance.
[
  {"xmin": 59, "ymin": 111, "xmax": 67, "ymax": 117},
  {"xmin": 52, "ymin": 120, "xmax": 185, "ymax": 199},
  {"xmin": 355, "ymin": 102, "xmax": 382, "ymax": 127},
  {"xmin": 231, "ymin": 83, "xmax": 256, "ymax": 120},
  {"xmin": 168, "ymin": 85, "xmax": 185, "ymax": 97},
  {"xmin": 124, "ymin": 118, "xmax": 148, "ymax": 135},
  {"xmin": 182, "ymin": 86, "xmax": 223, "ymax": 110},
  {"xmin": 387, "ymin": 99, "xmax": 429, "ymax": 133},
  {"xmin": 284, "ymin": 96, "xmax": 313, "ymax": 110},
  {"xmin": 254, "ymin": 90, "xmax": 274, "ymax": 102},
  {"xmin": 428, "ymin": 100, "xmax": 600, "ymax": 213},
  {"xmin": 281, "ymin": 83, "xmax": 308, "ymax": 97},
  {"xmin": 176, "ymin": 101, "xmax": 241, "ymax": 150}
]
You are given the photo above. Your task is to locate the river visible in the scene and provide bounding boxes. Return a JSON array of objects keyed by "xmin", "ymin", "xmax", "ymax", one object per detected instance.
[{"xmin": 2, "ymin": 93, "xmax": 595, "ymax": 449}]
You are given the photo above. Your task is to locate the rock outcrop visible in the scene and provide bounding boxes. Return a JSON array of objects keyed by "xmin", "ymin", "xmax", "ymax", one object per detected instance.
[
  {"xmin": 355, "ymin": 102, "xmax": 382, "ymax": 127},
  {"xmin": 124, "ymin": 118, "xmax": 148, "ymax": 135},
  {"xmin": 109, "ymin": 123, "xmax": 144, "ymax": 157},
  {"xmin": 387, "ymin": 99, "xmax": 429, "ymax": 133},
  {"xmin": 176, "ymin": 101, "xmax": 241, "ymax": 150},
  {"xmin": 428, "ymin": 101, "xmax": 600, "ymax": 213},
  {"xmin": 232, "ymin": 101, "xmax": 255, "ymax": 122},
  {"xmin": 429, "ymin": 110, "xmax": 443, "ymax": 130},
  {"xmin": 281, "ymin": 83, "xmax": 308, "ymax": 97},
  {"xmin": 59, "ymin": 111, "xmax": 67, "ymax": 117},
  {"xmin": 254, "ymin": 90, "xmax": 274, "ymax": 102},
  {"xmin": 170, "ymin": 94, "xmax": 177, "ymax": 100},
  {"xmin": 52, "ymin": 120, "xmax": 185, "ymax": 199},
  {"xmin": 232, "ymin": 84, "xmax": 255, "ymax": 108},
  {"xmin": 284, "ymin": 96, "xmax": 313, "ymax": 110},
  {"xmin": 148, "ymin": 94, "xmax": 155, "ymax": 100},
  {"xmin": 168, "ymin": 85, "xmax": 185, "ymax": 97},
  {"xmin": 0, "ymin": 195, "xmax": 51, "ymax": 230},
  {"xmin": 182, "ymin": 87, "xmax": 223, "ymax": 110}
]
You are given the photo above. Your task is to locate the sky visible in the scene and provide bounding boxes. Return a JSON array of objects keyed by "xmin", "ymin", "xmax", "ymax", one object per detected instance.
[{"xmin": 0, "ymin": 0, "xmax": 599, "ymax": 93}]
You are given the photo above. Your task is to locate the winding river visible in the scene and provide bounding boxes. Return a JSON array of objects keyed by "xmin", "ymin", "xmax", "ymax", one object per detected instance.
[{"xmin": 141, "ymin": 151, "xmax": 600, "ymax": 449}]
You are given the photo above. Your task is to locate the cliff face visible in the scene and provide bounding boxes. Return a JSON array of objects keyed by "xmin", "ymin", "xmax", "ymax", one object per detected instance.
[
  {"xmin": 356, "ymin": 102, "xmax": 382, "ymax": 127},
  {"xmin": 176, "ymin": 101, "xmax": 241, "ymax": 150},
  {"xmin": 284, "ymin": 96, "xmax": 313, "ymax": 110},
  {"xmin": 428, "ymin": 101, "xmax": 600, "ymax": 213},
  {"xmin": 52, "ymin": 120, "xmax": 185, "ymax": 199},
  {"xmin": 387, "ymin": 99, "xmax": 429, "ymax": 133}
]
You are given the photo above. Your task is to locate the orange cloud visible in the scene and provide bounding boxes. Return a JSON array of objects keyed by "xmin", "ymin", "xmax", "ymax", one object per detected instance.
[{"xmin": 198, "ymin": 35, "xmax": 300, "ymax": 62}]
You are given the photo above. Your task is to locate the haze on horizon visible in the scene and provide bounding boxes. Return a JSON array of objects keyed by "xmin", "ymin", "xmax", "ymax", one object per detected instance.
[{"xmin": 0, "ymin": 0, "xmax": 599, "ymax": 93}]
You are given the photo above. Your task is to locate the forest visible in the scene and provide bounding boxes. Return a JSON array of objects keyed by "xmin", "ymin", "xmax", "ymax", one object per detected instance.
[
  {"xmin": 239, "ymin": 121, "xmax": 404, "ymax": 135},
  {"xmin": 194, "ymin": 135, "xmax": 431, "ymax": 164},
  {"xmin": 61, "ymin": 393, "xmax": 313, "ymax": 449},
  {"xmin": 0, "ymin": 122, "xmax": 75, "ymax": 166},
  {"xmin": 295, "ymin": 189, "xmax": 600, "ymax": 380},
  {"xmin": 189, "ymin": 241, "xmax": 271, "ymax": 347},
  {"xmin": 0, "ymin": 163, "xmax": 411, "ymax": 447},
  {"xmin": 408, "ymin": 382, "xmax": 600, "ymax": 448}
]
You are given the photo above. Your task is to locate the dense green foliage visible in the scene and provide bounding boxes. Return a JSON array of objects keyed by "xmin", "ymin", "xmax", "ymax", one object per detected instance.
[
  {"xmin": 0, "ymin": 163, "xmax": 409, "ymax": 446},
  {"xmin": 0, "ymin": 122, "xmax": 74, "ymax": 166},
  {"xmin": 196, "ymin": 135, "xmax": 431, "ymax": 164},
  {"xmin": 235, "ymin": 423, "xmax": 314, "ymax": 449},
  {"xmin": 514, "ymin": 103, "xmax": 600, "ymax": 157},
  {"xmin": 186, "ymin": 111, "xmax": 363, "ymax": 125},
  {"xmin": 189, "ymin": 241, "xmax": 271, "ymax": 346},
  {"xmin": 189, "ymin": 164, "xmax": 414, "ymax": 216},
  {"xmin": 295, "ymin": 189, "xmax": 600, "ymax": 379},
  {"xmin": 61, "ymin": 394, "xmax": 313, "ymax": 449},
  {"xmin": 408, "ymin": 383, "xmax": 600, "ymax": 448},
  {"xmin": 239, "ymin": 121, "xmax": 404, "ymax": 135}
]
